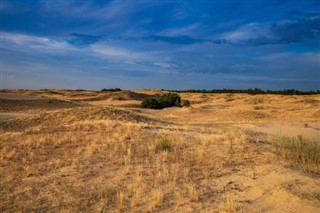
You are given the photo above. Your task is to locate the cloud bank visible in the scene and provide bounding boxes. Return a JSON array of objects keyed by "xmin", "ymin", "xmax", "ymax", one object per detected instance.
[{"xmin": 1, "ymin": 0, "xmax": 319, "ymax": 90}]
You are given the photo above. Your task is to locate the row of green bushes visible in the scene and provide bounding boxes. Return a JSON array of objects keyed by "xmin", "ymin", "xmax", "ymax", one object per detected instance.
[
  {"xmin": 166, "ymin": 88, "xmax": 320, "ymax": 95},
  {"xmin": 141, "ymin": 93, "xmax": 190, "ymax": 109},
  {"xmin": 100, "ymin": 88, "xmax": 122, "ymax": 92}
]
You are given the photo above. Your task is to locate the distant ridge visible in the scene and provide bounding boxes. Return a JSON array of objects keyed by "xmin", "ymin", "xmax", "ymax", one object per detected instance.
[{"xmin": 165, "ymin": 88, "xmax": 320, "ymax": 95}]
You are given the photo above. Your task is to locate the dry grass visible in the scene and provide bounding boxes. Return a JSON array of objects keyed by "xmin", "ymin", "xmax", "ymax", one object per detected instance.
[
  {"xmin": 155, "ymin": 136, "xmax": 173, "ymax": 153},
  {"xmin": 187, "ymin": 184, "xmax": 199, "ymax": 202},
  {"xmin": 151, "ymin": 188, "xmax": 163, "ymax": 208},
  {"xmin": 219, "ymin": 194, "xmax": 242, "ymax": 213},
  {"xmin": 0, "ymin": 114, "xmax": 248, "ymax": 212},
  {"xmin": 272, "ymin": 135, "xmax": 320, "ymax": 174},
  {"xmin": 1, "ymin": 90, "xmax": 319, "ymax": 212}
]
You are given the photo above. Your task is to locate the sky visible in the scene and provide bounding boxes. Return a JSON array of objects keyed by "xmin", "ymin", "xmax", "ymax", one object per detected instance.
[{"xmin": 1, "ymin": 0, "xmax": 320, "ymax": 90}]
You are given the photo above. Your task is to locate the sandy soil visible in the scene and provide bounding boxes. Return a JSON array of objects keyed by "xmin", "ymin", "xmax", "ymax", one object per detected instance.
[
  {"xmin": 0, "ymin": 90, "xmax": 319, "ymax": 212},
  {"xmin": 0, "ymin": 92, "xmax": 43, "ymax": 100},
  {"xmin": 0, "ymin": 113, "xmax": 36, "ymax": 120},
  {"xmin": 237, "ymin": 123, "xmax": 320, "ymax": 141}
]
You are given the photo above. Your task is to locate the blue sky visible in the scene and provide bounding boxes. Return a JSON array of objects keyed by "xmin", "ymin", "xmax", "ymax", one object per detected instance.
[{"xmin": 1, "ymin": 0, "xmax": 320, "ymax": 90}]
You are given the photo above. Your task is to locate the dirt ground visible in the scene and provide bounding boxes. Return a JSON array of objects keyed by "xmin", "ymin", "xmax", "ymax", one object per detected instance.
[{"xmin": 0, "ymin": 90, "xmax": 319, "ymax": 212}]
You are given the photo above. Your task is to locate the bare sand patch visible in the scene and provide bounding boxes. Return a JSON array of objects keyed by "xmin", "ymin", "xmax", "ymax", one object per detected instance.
[
  {"xmin": 200, "ymin": 104, "xmax": 228, "ymax": 110},
  {"xmin": 0, "ymin": 113, "xmax": 35, "ymax": 120},
  {"xmin": 239, "ymin": 123, "xmax": 320, "ymax": 140}
]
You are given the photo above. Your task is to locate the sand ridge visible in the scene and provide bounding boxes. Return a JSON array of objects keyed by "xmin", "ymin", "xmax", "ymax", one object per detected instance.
[{"xmin": 0, "ymin": 89, "xmax": 319, "ymax": 212}]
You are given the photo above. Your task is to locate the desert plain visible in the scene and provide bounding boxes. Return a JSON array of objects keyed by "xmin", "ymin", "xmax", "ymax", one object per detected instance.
[{"xmin": 0, "ymin": 89, "xmax": 319, "ymax": 212}]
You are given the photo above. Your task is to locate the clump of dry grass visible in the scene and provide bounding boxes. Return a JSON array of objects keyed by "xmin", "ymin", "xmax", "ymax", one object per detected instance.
[
  {"xmin": 116, "ymin": 191, "xmax": 125, "ymax": 211},
  {"xmin": 272, "ymin": 135, "xmax": 320, "ymax": 174},
  {"xmin": 100, "ymin": 184, "xmax": 117, "ymax": 212},
  {"xmin": 151, "ymin": 188, "xmax": 163, "ymax": 208},
  {"xmin": 131, "ymin": 187, "xmax": 142, "ymax": 207},
  {"xmin": 219, "ymin": 194, "xmax": 242, "ymax": 213},
  {"xmin": 187, "ymin": 184, "xmax": 199, "ymax": 202},
  {"xmin": 155, "ymin": 136, "xmax": 173, "ymax": 153}
]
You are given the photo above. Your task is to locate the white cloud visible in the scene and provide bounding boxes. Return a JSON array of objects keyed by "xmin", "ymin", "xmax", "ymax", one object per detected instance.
[
  {"xmin": 219, "ymin": 22, "xmax": 270, "ymax": 44},
  {"xmin": 1, "ymin": 32, "xmax": 72, "ymax": 53},
  {"xmin": 153, "ymin": 62, "xmax": 176, "ymax": 69},
  {"xmin": 40, "ymin": 0, "xmax": 150, "ymax": 24},
  {"xmin": 89, "ymin": 42, "xmax": 151, "ymax": 62},
  {"xmin": 260, "ymin": 52, "xmax": 320, "ymax": 63},
  {"xmin": 217, "ymin": 15, "xmax": 320, "ymax": 46},
  {"xmin": 1, "ymin": 31, "xmax": 179, "ymax": 76},
  {"xmin": 159, "ymin": 23, "xmax": 202, "ymax": 36}
]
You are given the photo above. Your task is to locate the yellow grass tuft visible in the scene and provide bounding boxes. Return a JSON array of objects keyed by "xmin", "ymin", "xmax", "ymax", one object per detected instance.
[
  {"xmin": 131, "ymin": 187, "xmax": 142, "ymax": 207},
  {"xmin": 219, "ymin": 194, "xmax": 242, "ymax": 213},
  {"xmin": 151, "ymin": 188, "xmax": 163, "ymax": 208},
  {"xmin": 187, "ymin": 184, "xmax": 199, "ymax": 202},
  {"xmin": 272, "ymin": 135, "xmax": 320, "ymax": 174},
  {"xmin": 116, "ymin": 191, "xmax": 125, "ymax": 211}
]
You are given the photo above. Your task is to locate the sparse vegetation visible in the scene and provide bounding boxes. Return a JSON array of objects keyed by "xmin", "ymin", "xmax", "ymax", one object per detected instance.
[
  {"xmin": 219, "ymin": 194, "xmax": 242, "ymax": 213},
  {"xmin": 0, "ymin": 89, "xmax": 319, "ymax": 212},
  {"xmin": 272, "ymin": 135, "xmax": 320, "ymax": 174},
  {"xmin": 155, "ymin": 136, "xmax": 173, "ymax": 153}
]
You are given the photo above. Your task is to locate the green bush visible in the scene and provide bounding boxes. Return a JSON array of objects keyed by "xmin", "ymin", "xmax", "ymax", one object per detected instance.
[
  {"xmin": 159, "ymin": 93, "xmax": 181, "ymax": 108},
  {"xmin": 182, "ymin": 100, "xmax": 191, "ymax": 107},
  {"xmin": 141, "ymin": 93, "xmax": 189, "ymax": 109},
  {"xmin": 101, "ymin": 88, "xmax": 122, "ymax": 92},
  {"xmin": 141, "ymin": 98, "xmax": 162, "ymax": 109}
]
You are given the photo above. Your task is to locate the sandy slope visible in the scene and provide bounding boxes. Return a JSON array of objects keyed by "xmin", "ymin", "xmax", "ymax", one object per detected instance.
[
  {"xmin": 0, "ymin": 112, "xmax": 36, "ymax": 120},
  {"xmin": 0, "ymin": 90, "xmax": 319, "ymax": 212},
  {"xmin": 0, "ymin": 92, "xmax": 43, "ymax": 100}
]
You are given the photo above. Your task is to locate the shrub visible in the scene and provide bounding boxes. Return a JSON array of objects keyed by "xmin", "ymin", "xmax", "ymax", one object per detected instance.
[
  {"xmin": 159, "ymin": 93, "xmax": 181, "ymax": 108},
  {"xmin": 141, "ymin": 93, "xmax": 190, "ymax": 109},
  {"xmin": 141, "ymin": 98, "xmax": 162, "ymax": 109},
  {"xmin": 101, "ymin": 88, "xmax": 122, "ymax": 92},
  {"xmin": 182, "ymin": 100, "xmax": 191, "ymax": 107},
  {"xmin": 159, "ymin": 93, "xmax": 181, "ymax": 107}
]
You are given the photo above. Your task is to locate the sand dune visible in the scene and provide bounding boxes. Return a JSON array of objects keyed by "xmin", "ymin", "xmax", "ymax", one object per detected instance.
[
  {"xmin": 0, "ymin": 90, "xmax": 319, "ymax": 212},
  {"xmin": 0, "ymin": 92, "xmax": 42, "ymax": 100}
]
